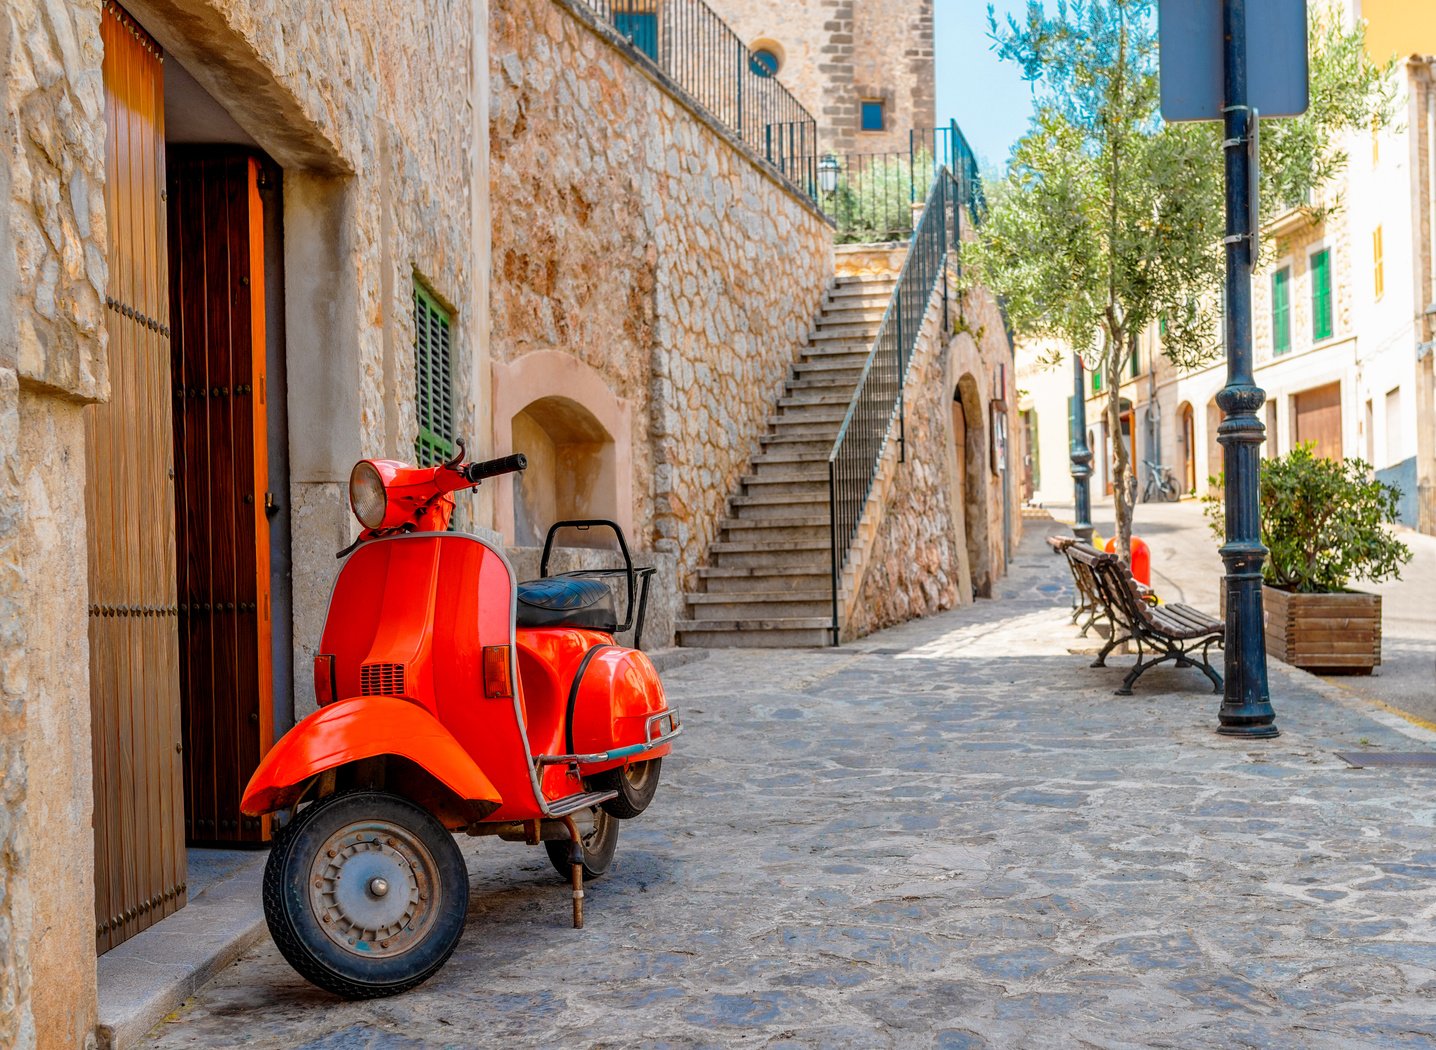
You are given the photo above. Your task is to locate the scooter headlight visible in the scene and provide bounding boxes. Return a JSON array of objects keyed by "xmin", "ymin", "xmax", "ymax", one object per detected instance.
[{"xmin": 349, "ymin": 460, "xmax": 388, "ymax": 530}]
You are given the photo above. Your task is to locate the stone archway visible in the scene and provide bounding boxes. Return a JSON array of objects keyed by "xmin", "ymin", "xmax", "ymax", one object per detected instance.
[
  {"xmin": 491, "ymin": 349, "xmax": 635, "ymax": 545},
  {"xmin": 954, "ymin": 373, "xmax": 992, "ymax": 598}
]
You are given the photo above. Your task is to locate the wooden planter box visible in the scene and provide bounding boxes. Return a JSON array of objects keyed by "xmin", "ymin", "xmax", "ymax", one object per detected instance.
[{"xmin": 1263, "ymin": 586, "xmax": 1381, "ymax": 674}]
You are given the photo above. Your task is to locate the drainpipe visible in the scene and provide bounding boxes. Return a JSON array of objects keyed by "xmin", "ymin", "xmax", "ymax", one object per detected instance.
[{"xmin": 1419, "ymin": 59, "xmax": 1436, "ymax": 533}]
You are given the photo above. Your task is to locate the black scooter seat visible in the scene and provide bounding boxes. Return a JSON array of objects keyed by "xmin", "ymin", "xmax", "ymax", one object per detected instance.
[{"xmin": 515, "ymin": 575, "xmax": 617, "ymax": 632}]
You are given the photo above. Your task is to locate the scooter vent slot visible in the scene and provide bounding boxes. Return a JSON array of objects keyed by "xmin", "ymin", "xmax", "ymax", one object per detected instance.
[{"xmin": 361, "ymin": 662, "xmax": 406, "ymax": 697}]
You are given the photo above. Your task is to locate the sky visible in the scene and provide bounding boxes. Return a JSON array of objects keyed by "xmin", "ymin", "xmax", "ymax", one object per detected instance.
[{"xmin": 934, "ymin": 1, "xmax": 1040, "ymax": 175}]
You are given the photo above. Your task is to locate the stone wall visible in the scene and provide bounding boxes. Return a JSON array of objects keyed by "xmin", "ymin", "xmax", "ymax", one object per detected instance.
[
  {"xmin": 2, "ymin": 0, "xmax": 491, "ymax": 1042},
  {"xmin": 488, "ymin": 0, "xmax": 834, "ymax": 593},
  {"xmin": 704, "ymin": 0, "xmax": 935, "ymax": 155}
]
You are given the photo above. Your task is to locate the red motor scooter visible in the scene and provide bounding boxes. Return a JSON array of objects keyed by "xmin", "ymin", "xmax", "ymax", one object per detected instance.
[{"xmin": 240, "ymin": 446, "xmax": 680, "ymax": 999}]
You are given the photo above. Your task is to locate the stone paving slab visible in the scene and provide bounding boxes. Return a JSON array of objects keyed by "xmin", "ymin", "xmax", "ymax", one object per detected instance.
[{"xmin": 142, "ymin": 530, "xmax": 1436, "ymax": 1048}]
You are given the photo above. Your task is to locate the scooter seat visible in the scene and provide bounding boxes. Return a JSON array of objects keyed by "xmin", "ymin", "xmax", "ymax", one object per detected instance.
[{"xmin": 515, "ymin": 575, "xmax": 617, "ymax": 631}]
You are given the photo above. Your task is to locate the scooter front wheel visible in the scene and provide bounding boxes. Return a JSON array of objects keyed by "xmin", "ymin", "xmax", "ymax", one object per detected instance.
[
  {"xmin": 545, "ymin": 805, "xmax": 618, "ymax": 881},
  {"xmin": 262, "ymin": 790, "xmax": 468, "ymax": 999}
]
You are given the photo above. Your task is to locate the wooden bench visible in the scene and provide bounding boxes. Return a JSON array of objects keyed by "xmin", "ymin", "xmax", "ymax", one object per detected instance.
[
  {"xmin": 1068, "ymin": 544, "xmax": 1225, "ymax": 696},
  {"xmin": 1046, "ymin": 534, "xmax": 1105, "ymax": 637}
]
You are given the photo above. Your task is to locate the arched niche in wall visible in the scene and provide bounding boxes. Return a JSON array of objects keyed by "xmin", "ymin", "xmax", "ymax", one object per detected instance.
[
  {"xmin": 490, "ymin": 349, "xmax": 635, "ymax": 546},
  {"xmin": 511, "ymin": 396, "xmax": 617, "ymax": 547}
]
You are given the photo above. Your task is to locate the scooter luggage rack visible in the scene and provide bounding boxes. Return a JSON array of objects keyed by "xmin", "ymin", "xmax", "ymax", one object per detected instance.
[
  {"xmin": 535, "ymin": 709, "xmax": 683, "ymax": 767},
  {"xmin": 540, "ymin": 519, "xmax": 655, "ymax": 649}
]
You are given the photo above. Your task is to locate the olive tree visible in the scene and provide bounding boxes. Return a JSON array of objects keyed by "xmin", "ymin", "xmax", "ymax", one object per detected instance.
[{"xmin": 967, "ymin": 0, "xmax": 1392, "ymax": 562}]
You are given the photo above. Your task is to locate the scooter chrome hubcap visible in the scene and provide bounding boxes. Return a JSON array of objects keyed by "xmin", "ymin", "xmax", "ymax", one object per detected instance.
[{"xmin": 308, "ymin": 820, "xmax": 439, "ymax": 959}]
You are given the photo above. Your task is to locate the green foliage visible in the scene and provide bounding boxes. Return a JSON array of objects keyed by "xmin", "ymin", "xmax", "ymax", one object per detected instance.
[
  {"xmin": 967, "ymin": 0, "xmax": 1391, "ymax": 561},
  {"xmin": 830, "ymin": 150, "xmax": 935, "ymax": 244},
  {"xmin": 1202, "ymin": 446, "xmax": 1412, "ymax": 593}
]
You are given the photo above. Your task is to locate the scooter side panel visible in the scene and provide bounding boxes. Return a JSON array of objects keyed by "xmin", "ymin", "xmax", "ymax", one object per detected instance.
[
  {"xmin": 570, "ymin": 648, "xmax": 672, "ymax": 773},
  {"xmin": 239, "ymin": 695, "xmax": 502, "ymax": 820}
]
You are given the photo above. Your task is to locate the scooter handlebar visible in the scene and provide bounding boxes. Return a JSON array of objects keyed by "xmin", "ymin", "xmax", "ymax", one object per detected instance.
[{"xmin": 464, "ymin": 453, "xmax": 528, "ymax": 483}]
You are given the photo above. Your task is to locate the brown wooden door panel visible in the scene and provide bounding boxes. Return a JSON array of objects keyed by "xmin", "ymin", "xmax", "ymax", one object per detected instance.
[
  {"xmin": 1294, "ymin": 382, "xmax": 1343, "ymax": 461},
  {"xmin": 168, "ymin": 150, "xmax": 274, "ymax": 845},
  {"xmin": 91, "ymin": 2, "xmax": 188, "ymax": 955}
]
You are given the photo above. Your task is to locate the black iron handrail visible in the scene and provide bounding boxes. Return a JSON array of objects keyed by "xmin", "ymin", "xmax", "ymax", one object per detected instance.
[
  {"xmin": 826, "ymin": 168, "xmax": 959, "ymax": 644},
  {"xmin": 576, "ymin": 0, "xmax": 819, "ymax": 196}
]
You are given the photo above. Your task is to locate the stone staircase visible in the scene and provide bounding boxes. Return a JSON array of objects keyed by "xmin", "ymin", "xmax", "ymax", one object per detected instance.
[{"xmin": 676, "ymin": 271, "xmax": 897, "ymax": 648}]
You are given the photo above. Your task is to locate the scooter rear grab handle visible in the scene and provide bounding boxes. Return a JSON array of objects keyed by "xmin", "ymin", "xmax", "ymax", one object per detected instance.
[{"xmin": 465, "ymin": 453, "xmax": 528, "ymax": 483}]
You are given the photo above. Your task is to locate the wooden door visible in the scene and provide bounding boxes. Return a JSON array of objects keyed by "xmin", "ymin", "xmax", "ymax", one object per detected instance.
[
  {"xmin": 1294, "ymin": 382, "xmax": 1343, "ymax": 461},
  {"xmin": 167, "ymin": 150, "xmax": 274, "ymax": 845},
  {"xmin": 90, "ymin": 2, "xmax": 187, "ymax": 954}
]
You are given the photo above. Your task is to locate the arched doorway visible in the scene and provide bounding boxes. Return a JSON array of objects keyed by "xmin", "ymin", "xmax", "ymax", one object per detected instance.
[
  {"xmin": 954, "ymin": 375, "xmax": 992, "ymax": 598},
  {"xmin": 511, "ymin": 396, "xmax": 618, "ymax": 546},
  {"xmin": 1179, "ymin": 402, "xmax": 1196, "ymax": 494},
  {"xmin": 1206, "ymin": 397, "xmax": 1223, "ymax": 494}
]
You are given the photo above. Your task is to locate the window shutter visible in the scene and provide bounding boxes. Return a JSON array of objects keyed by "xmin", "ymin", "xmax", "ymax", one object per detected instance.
[
  {"xmin": 414, "ymin": 283, "xmax": 455, "ymax": 466},
  {"xmin": 1311, "ymin": 249, "xmax": 1332, "ymax": 342},
  {"xmin": 1272, "ymin": 268, "xmax": 1291, "ymax": 355}
]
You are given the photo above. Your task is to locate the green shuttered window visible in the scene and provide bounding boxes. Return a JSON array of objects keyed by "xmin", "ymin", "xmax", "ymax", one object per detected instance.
[
  {"xmin": 414, "ymin": 283, "xmax": 455, "ymax": 467},
  {"xmin": 1310, "ymin": 248, "xmax": 1333, "ymax": 342},
  {"xmin": 1272, "ymin": 267, "xmax": 1291, "ymax": 356}
]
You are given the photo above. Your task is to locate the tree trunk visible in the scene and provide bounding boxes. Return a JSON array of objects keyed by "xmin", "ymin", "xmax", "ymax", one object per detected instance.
[{"xmin": 1107, "ymin": 334, "xmax": 1134, "ymax": 567}]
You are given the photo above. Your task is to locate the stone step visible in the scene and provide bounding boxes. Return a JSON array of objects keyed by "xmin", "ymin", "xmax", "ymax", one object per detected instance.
[
  {"xmin": 817, "ymin": 306, "xmax": 888, "ymax": 327},
  {"xmin": 767, "ymin": 406, "xmax": 847, "ymax": 427},
  {"xmin": 810, "ymin": 323, "xmax": 881, "ymax": 342},
  {"xmin": 709, "ymin": 539, "xmax": 830, "ymax": 569},
  {"xmin": 685, "ymin": 592, "xmax": 832, "ymax": 620},
  {"xmin": 764, "ymin": 416, "xmax": 842, "ymax": 438},
  {"xmin": 728, "ymin": 488, "xmax": 829, "ymax": 509},
  {"xmin": 823, "ymin": 289, "xmax": 892, "ymax": 309},
  {"xmin": 757, "ymin": 432, "xmax": 835, "ymax": 452},
  {"xmin": 698, "ymin": 565, "xmax": 831, "ymax": 593},
  {"xmin": 831, "ymin": 274, "xmax": 898, "ymax": 291},
  {"xmin": 676, "ymin": 619, "xmax": 832, "ymax": 648},
  {"xmin": 786, "ymin": 375, "xmax": 860, "ymax": 393},
  {"xmin": 750, "ymin": 448, "xmax": 830, "ymax": 465},
  {"xmin": 739, "ymin": 471, "xmax": 830, "ymax": 492},
  {"xmin": 792, "ymin": 358, "xmax": 865, "ymax": 376},
  {"xmin": 718, "ymin": 519, "xmax": 830, "ymax": 545},
  {"xmin": 777, "ymin": 391, "xmax": 853, "ymax": 408},
  {"xmin": 799, "ymin": 346, "xmax": 873, "ymax": 362}
]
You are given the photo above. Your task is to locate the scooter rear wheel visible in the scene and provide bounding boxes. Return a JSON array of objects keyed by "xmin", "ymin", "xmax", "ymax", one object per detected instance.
[
  {"xmin": 545, "ymin": 805, "xmax": 619, "ymax": 881},
  {"xmin": 591, "ymin": 758, "xmax": 663, "ymax": 819},
  {"xmin": 262, "ymin": 790, "xmax": 468, "ymax": 999}
]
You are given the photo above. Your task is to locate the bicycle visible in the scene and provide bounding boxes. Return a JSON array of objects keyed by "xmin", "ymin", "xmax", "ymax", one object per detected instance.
[{"xmin": 1140, "ymin": 460, "xmax": 1182, "ymax": 503}]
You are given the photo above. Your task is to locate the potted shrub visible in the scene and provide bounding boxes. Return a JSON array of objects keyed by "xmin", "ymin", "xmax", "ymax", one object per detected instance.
[{"xmin": 1206, "ymin": 445, "xmax": 1412, "ymax": 674}]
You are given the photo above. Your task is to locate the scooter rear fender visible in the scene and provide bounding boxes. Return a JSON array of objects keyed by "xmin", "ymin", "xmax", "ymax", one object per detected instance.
[
  {"xmin": 241, "ymin": 695, "xmax": 503, "ymax": 824},
  {"xmin": 571, "ymin": 647, "xmax": 674, "ymax": 774}
]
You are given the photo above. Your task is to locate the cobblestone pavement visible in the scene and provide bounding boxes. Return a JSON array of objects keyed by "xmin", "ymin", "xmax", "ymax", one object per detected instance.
[{"xmin": 145, "ymin": 523, "xmax": 1436, "ymax": 1049}]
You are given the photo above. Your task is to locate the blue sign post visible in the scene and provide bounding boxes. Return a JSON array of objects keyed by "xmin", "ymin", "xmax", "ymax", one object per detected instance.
[{"xmin": 1157, "ymin": 0, "xmax": 1308, "ymax": 739}]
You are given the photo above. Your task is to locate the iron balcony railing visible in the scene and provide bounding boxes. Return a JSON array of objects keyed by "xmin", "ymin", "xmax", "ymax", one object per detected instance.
[
  {"xmin": 577, "ymin": 0, "xmax": 819, "ymax": 196},
  {"xmin": 826, "ymin": 167, "xmax": 960, "ymax": 644},
  {"xmin": 817, "ymin": 123, "xmax": 983, "ymax": 243}
]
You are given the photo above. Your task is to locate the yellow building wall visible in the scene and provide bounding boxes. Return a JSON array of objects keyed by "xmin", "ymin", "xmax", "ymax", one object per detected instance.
[{"xmin": 1362, "ymin": 0, "xmax": 1436, "ymax": 60}]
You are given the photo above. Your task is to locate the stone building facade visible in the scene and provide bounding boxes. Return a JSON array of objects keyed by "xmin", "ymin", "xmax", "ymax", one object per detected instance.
[
  {"xmin": 703, "ymin": 0, "xmax": 936, "ymax": 155},
  {"xmin": 3, "ymin": 0, "xmax": 491, "ymax": 1043}
]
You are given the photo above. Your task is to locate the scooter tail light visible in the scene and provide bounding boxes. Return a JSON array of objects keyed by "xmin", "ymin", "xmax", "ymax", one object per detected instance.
[
  {"xmin": 482, "ymin": 645, "xmax": 513, "ymax": 698},
  {"xmin": 314, "ymin": 654, "xmax": 337, "ymax": 706}
]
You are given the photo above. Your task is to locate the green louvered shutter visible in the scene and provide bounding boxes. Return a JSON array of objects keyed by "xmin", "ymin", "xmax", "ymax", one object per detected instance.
[
  {"xmin": 414, "ymin": 283, "xmax": 455, "ymax": 467},
  {"xmin": 1272, "ymin": 268, "xmax": 1291, "ymax": 355},
  {"xmin": 1310, "ymin": 249, "xmax": 1332, "ymax": 342}
]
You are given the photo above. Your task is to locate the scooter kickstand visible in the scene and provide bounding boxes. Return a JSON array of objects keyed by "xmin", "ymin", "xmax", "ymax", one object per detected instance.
[{"xmin": 560, "ymin": 814, "xmax": 584, "ymax": 929}]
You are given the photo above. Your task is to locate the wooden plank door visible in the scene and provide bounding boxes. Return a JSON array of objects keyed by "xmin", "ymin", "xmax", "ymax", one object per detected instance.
[
  {"xmin": 1294, "ymin": 382, "xmax": 1344, "ymax": 461},
  {"xmin": 90, "ymin": 2, "xmax": 188, "ymax": 954},
  {"xmin": 167, "ymin": 150, "xmax": 274, "ymax": 845}
]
